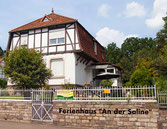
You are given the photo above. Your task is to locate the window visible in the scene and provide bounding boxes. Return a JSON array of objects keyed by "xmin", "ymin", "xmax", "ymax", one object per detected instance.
[
  {"xmin": 43, "ymin": 17, "xmax": 49, "ymax": 22},
  {"xmin": 101, "ymin": 53, "xmax": 104, "ymax": 60},
  {"xmin": 50, "ymin": 38, "xmax": 57, "ymax": 44},
  {"xmin": 50, "ymin": 59, "xmax": 64, "ymax": 77},
  {"xmin": 49, "ymin": 37, "xmax": 65, "ymax": 45},
  {"xmin": 107, "ymin": 68, "xmax": 114, "ymax": 73},
  {"xmin": 94, "ymin": 42, "xmax": 97, "ymax": 55},
  {"xmin": 58, "ymin": 37, "xmax": 65, "ymax": 43},
  {"xmin": 99, "ymin": 69, "xmax": 105, "ymax": 74},
  {"xmin": 21, "ymin": 34, "xmax": 27, "ymax": 46}
]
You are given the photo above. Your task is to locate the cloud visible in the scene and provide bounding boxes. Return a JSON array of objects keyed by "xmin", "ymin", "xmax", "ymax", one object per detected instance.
[
  {"xmin": 96, "ymin": 27, "xmax": 138, "ymax": 47},
  {"xmin": 97, "ymin": 4, "xmax": 110, "ymax": 18},
  {"xmin": 124, "ymin": 2, "xmax": 146, "ymax": 18},
  {"xmin": 146, "ymin": 0, "xmax": 167, "ymax": 29}
]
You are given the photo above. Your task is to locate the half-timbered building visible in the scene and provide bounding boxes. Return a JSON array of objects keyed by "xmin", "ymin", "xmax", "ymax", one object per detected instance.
[{"xmin": 7, "ymin": 11, "xmax": 121, "ymax": 88}]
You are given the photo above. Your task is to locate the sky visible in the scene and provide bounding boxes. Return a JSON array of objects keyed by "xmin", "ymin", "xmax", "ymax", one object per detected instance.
[{"xmin": 0, "ymin": 0, "xmax": 167, "ymax": 50}]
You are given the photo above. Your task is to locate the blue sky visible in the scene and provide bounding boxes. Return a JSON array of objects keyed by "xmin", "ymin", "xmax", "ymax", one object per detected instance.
[{"xmin": 0, "ymin": 0, "xmax": 167, "ymax": 49}]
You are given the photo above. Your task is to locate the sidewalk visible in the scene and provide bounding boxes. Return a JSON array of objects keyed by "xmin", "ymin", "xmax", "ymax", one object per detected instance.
[{"xmin": 0, "ymin": 120, "xmax": 80, "ymax": 129}]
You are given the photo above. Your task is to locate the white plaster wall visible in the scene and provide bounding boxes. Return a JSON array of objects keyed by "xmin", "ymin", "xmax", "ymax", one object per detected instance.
[
  {"xmin": 43, "ymin": 53, "xmax": 76, "ymax": 85},
  {"xmin": 75, "ymin": 54, "xmax": 93, "ymax": 86},
  {"xmin": 112, "ymin": 79, "xmax": 118, "ymax": 86}
]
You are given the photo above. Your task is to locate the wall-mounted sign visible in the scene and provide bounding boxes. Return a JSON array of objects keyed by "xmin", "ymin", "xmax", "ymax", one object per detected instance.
[
  {"xmin": 58, "ymin": 108, "xmax": 150, "ymax": 115},
  {"xmin": 57, "ymin": 90, "xmax": 73, "ymax": 100},
  {"xmin": 104, "ymin": 89, "xmax": 110, "ymax": 94}
]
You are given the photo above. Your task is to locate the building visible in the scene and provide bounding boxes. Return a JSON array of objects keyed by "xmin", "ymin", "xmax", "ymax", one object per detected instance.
[{"xmin": 7, "ymin": 11, "xmax": 121, "ymax": 88}]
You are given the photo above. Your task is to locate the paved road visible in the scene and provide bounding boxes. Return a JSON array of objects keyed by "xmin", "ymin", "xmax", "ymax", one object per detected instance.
[{"xmin": 0, "ymin": 120, "xmax": 80, "ymax": 129}]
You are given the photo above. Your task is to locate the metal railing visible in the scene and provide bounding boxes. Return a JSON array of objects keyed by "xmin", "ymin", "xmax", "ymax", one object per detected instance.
[
  {"xmin": 54, "ymin": 86, "xmax": 156, "ymax": 101},
  {"xmin": 0, "ymin": 86, "xmax": 157, "ymax": 101},
  {"xmin": 0, "ymin": 89, "xmax": 31, "ymax": 100},
  {"xmin": 158, "ymin": 92, "xmax": 167, "ymax": 106}
]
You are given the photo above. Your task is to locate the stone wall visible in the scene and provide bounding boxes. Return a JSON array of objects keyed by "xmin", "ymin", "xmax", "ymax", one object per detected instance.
[
  {"xmin": 158, "ymin": 108, "xmax": 167, "ymax": 129},
  {"xmin": 0, "ymin": 100, "xmax": 165, "ymax": 129},
  {"xmin": 0, "ymin": 100, "xmax": 32, "ymax": 122},
  {"xmin": 53, "ymin": 101, "xmax": 159, "ymax": 129}
]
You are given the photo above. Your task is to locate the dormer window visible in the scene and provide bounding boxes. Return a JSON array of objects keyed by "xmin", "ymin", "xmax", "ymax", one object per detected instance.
[
  {"xmin": 41, "ymin": 15, "xmax": 51, "ymax": 22},
  {"xmin": 43, "ymin": 17, "xmax": 49, "ymax": 22},
  {"xmin": 94, "ymin": 42, "xmax": 97, "ymax": 55}
]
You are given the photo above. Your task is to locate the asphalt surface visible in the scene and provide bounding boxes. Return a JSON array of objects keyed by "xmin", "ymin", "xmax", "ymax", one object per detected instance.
[{"xmin": 0, "ymin": 120, "xmax": 80, "ymax": 129}]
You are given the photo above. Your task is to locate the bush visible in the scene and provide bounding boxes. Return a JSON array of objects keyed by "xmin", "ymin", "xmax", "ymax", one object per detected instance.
[
  {"xmin": 101, "ymin": 79, "xmax": 113, "ymax": 88},
  {"xmin": 127, "ymin": 66, "xmax": 153, "ymax": 87},
  {"xmin": 0, "ymin": 79, "xmax": 7, "ymax": 89}
]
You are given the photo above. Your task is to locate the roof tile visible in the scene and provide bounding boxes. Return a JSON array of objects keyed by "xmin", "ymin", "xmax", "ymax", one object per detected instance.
[{"xmin": 10, "ymin": 13, "xmax": 76, "ymax": 32}]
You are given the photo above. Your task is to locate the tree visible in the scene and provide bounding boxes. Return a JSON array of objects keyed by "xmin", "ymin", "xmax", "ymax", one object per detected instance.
[
  {"xmin": 118, "ymin": 56, "xmax": 133, "ymax": 84},
  {"xmin": 0, "ymin": 79, "xmax": 7, "ymax": 89},
  {"xmin": 156, "ymin": 76, "xmax": 167, "ymax": 91},
  {"xmin": 127, "ymin": 66, "xmax": 153, "ymax": 87},
  {"xmin": 134, "ymin": 48, "xmax": 158, "ymax": 78},
  {"xmin": 121, "ymin": 37, "xmax": 155, "ymax": 57},
  {"xmin": 4, "ymin": 47, "xmax": 52, "ymax": 89},
  {"xmin": 156, "ymin": 16, "xmax": 167, "ymax": 48},
  {"xmin": 155, "ymin": 45, "xmax": 167, "ymax": 77},
  {"xmin": 105, "ymin": 42, "xmax": 122, "ymax": 64}
]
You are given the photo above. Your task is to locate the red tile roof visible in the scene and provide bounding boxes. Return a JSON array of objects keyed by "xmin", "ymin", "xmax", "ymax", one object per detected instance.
[
  {"xmin": 10, "ymin": 13, "xmax": 77, "ymax": 32},
  {"xmin": 77, "ymin": 23, "xmax": 106, "ymax": 63}
]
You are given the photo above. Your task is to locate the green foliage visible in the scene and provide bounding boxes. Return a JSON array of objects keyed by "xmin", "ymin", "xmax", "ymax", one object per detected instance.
[
  {"xmin": 156, "ymin": 76, "xmax": 167, "ymax": 91},
  {"xmin": 101, "ymin": 79, "xmax": 113, "ymax": 88},
  {"xmin": 155, "ymin": 45, "xmax": 167, "ymax": 77},
  {"xmin": 105, "ymin": 42, "xmax": 122, "ymax": 64},
  {"xmin": 118, "ymin": 56, "xmax": 133, "ymax": 84},
  {"xmin": 156, "ymin": 16, "xmax": 167, "ymax": 48},
  {"xmin": 63, "ymin": 84, "xmax": 75, "ymax": 89},
  {"xmin": 4, "ymin": 47, "xmax": 52, "ymax": 89},
  {"xmin": 121, "ymin": 37, "xmax": 155, "ymax": 57},
  {"xmin": 0, "ymin": 47, "xmax": 5, "ymax": 58},
  {"xmin": 0, "ymin": 79, "xmax": 7, "ymax": 89},
  {"xmin": 127, "ymin": 67, "xmax": 153, "ymax": 87},
  {"xmin": 105, "ymin": 37, "xmax": 155, "ymax": 85}
]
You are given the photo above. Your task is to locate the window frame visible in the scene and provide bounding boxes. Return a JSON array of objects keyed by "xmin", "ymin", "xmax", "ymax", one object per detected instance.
[
  {"xmin": 94, "ymin": 42, "xmax": 97, "ymax": 55},
  {"xmin": 49, "ymin": 58, "xmax": 65, "ymax": 78},
  {"xmin": 107, "ymin": 68, "xmax": 115, "ymax": 74},
  {"xmin": 21, "ymin": 34, "xmax": 28, "ymax": 46},
  {"xmin": 49, "ymin": 37, "xmax": 65, "ymax": 45}
]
